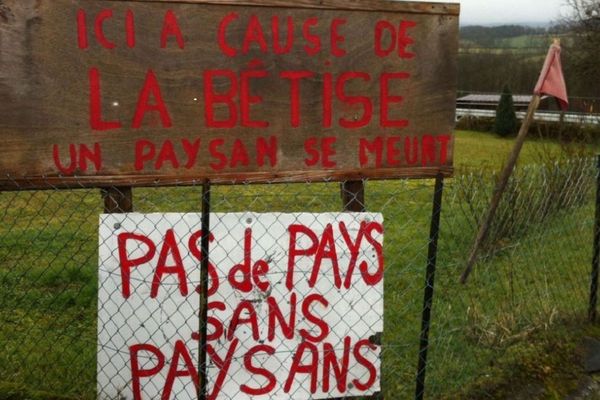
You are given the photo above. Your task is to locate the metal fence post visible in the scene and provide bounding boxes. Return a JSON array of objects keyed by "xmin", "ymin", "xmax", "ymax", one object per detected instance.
[
  {"xmin": 589, "ymin": 156, "xmax": 600, "ymax": 322},
  {"xmin": 415, "ymin": 174, "xmax": 444, "ymax": 400},
  {"xmin": 199, "ymin": 182, "xmax": 211, "ymax": 400}
]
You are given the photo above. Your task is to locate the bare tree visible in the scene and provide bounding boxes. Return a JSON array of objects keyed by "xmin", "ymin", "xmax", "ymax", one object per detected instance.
[{"xmin": 563, "ymin": 0, "xmax": 600, "ymax": 96}]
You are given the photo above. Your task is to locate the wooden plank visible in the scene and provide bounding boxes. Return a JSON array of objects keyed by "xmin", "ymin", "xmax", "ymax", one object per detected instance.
[
  {"xmin": 0, "ymin": 166, "xmax": 453, "ymax": 190},
  {"xmin": 109, "ymin": 0, "xmax": 461, "ymax": 15},
  {"xmin": 0, "ymin": 0, "xmax": 458, "ymax": 190}
]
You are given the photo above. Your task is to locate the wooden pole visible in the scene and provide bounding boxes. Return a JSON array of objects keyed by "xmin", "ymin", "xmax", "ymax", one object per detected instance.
[
  {"xmin": 460, "ymin": 94, "xmax": 541, "ymax": 284},
  {"xmin": 101, "ymin": 186, "xmax": 133, "ymax": 213},
  {"xmin": 341, "ymin": 181, "xmax": 365, "ymax": 212},
  {"xmin": 339, "ymin": 181, "xmax": 366, "ymax": 400},
  {"xmin": 338, "ymin": 181, "xmax": 383, "ymax": 400}
]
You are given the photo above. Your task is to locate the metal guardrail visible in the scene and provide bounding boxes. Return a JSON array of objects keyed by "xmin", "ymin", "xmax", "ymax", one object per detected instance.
[{"xmin": 456, "ymin": 108, "xmax": 600, "ymax": 125}]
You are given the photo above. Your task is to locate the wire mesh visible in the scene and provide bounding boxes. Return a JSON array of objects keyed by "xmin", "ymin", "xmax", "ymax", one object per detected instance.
[{"xmin": 0, "ymin": 155, "xmax": 596, "ymax": 399}]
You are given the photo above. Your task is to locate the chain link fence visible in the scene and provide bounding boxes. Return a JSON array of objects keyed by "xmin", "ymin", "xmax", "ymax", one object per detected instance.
[{"xmin": 0, "ymin": 156, "xmax": 597, "ymax": 399}]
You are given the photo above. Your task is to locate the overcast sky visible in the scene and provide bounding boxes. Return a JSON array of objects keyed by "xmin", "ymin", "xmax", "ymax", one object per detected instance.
[{"xmin": 417, "ymin": 0, "xmax": 568, "ymax": 25}]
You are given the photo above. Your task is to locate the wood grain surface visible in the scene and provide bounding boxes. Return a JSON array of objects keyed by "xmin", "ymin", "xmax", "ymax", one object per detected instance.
[{"xmin": 0, "ymin": 0, "xmax": 459, "ymax": 189}]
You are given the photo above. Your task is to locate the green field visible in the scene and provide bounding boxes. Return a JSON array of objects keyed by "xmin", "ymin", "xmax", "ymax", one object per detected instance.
[
  {"xmin": 460, "ymin": 33, "xmax": 574, "ymax": 53},
  {"xmin": 0, "ymin": 130, "xmax": 597, "ymax": 399},
  {"xmin": 454, "ymin": 130, "xmax": 571, "ymax": 170}
]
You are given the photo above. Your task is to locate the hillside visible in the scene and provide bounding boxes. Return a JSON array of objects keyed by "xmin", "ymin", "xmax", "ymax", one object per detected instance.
[
  {"xmin": 460, "ymin": 24, "xmax": 571, "ymax": 49},
  {"xmin": 457, "ymin": 24, "xmax": 586, "ymax": 96}
]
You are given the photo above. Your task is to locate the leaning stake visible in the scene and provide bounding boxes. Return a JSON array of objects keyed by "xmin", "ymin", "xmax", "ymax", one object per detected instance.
[{"xmin": 460, "ymin": 39, "xmax": 569, "ymax": 284}]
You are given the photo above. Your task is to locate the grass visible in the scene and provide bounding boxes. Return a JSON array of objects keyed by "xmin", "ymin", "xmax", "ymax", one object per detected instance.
[
  {"xmin": 453, "ymin": 130, "xmax": 572, "ymax": 171},
  {"xmin": 428, "ymin": 201, "xmax": 595, "ymax": 396},
  {"xmin": 438, "ymin": 320, "xmax": 600, "ymax": 399},
  {"xmin": 0, "ymin": 130, "xmax": 597, "ymax": 399},
  {"xmin": 459, "ymin": 33, "xmax": 575, "ymax": 54}
]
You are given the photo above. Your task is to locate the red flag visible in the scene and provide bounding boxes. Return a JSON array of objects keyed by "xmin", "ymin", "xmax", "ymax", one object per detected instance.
[{"xmin": 534, "ymin": 42, "xmax": 569, "ymax": 111}]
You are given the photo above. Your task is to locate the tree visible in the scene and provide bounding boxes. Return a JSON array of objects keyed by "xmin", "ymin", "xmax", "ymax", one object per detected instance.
[
  {"xmin": 562, "ymin": 0, "xmax": 600, "ymax": 96},
  {"xmin": 494, "ymin": 85, "xmax": 518, "ymax": 137}
]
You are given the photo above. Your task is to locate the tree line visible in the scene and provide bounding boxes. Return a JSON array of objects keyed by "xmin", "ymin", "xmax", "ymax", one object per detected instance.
[{"xmin": 459, "ymin": 1, "xmax": 600, "ymax": 98}]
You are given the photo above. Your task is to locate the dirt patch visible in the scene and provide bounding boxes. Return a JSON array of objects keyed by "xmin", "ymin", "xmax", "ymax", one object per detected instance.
[{"xmin": 444, "ymin": 321, "xmax": 600, "ymax": 399}]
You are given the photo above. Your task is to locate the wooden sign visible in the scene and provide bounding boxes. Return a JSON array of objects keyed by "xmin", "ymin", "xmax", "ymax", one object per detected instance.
[
  {"xmin": 0, "ymin": 0, "xmax": 459, "ymax": 189},
  {"xmin": 98, "ymin": 212, "xmax": 384, "ymax": 399}
]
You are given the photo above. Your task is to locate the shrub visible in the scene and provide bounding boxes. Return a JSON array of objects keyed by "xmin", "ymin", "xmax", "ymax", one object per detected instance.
[
  {"xmin": 455, "ymin": 117, "xmax": 600, "ymax": 144},
  {"xmin": 455, "ymin": 116, "xmax": 496, "ymax": 132},
  {"xmin": 494, "ymin": 85, "xmax": 519, "ymax": 137}
]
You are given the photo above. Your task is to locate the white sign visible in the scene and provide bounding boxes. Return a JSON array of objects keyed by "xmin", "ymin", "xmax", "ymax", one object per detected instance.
[{"xmin": 98, "ymin": 212, "xmax": 384, "ymax": 400}]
